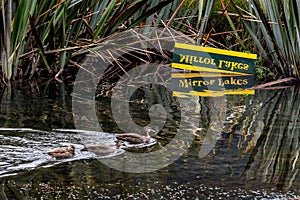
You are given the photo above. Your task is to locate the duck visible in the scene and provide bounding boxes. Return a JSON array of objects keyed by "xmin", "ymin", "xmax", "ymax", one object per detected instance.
[
  {"xmin": 115, "ymin": 126, "xmax": 156, "ymax": 144},
  {"xmin": 81, "ymin": 140, "xmax": 124, "ymax": 156},
  {"xmin": 43, "ymin": 145, "xmax": 75, "ymax": 159}
]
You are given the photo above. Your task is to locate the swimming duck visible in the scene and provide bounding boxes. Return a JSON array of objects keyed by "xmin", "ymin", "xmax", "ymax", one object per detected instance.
[
  {"xmin": 115, "ymin": 126, "xmax": 156, "ymax": 144},
  {"xmin": 81, "ymin": 140, "xmax": 124, "ymax": 156},
  {"xmin": 43, "ymin": 145, "xmax": 75, "ymax": 159}
]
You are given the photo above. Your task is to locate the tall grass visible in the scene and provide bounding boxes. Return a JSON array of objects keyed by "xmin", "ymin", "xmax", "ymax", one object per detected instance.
[
  {"xmin": 230, "ymin": 0, "xmax": 300, "ymax": 80},
  {"xmin": 0, "ymin": 0, "xmax": 216, "ymax": 83},
  {"xmin": 0, "ymin": 0, "xmax": 36, "ymax": 82},
  {"xmin": 4, "ymin": 0, "xmax": 300, "ymax": 82},
  {"xmin": 0, "ymin": 0, "xmax": 173, "ymax": 81}
]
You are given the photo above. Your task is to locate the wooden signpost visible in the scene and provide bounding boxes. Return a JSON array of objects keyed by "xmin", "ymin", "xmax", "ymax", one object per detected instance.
[{"xmin": 172, "ymin": 43, "xmax": 257, "ymax": 97}]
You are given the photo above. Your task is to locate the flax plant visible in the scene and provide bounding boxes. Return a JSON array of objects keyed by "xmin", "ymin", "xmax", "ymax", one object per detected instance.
[
  {"xmin": 0, "ymin": 0, "xmax": 217, "ymax": 81},
  {"xmin": 0, "ymin": 0, "xmax": 36, "ymax": 81},
  {"xmin": 1, "ymin": 0, "xmax": 175, "ymax": 80},
  {"xmin": 231, "ymin": 0, "xmax": 300, "ymax": 80}
]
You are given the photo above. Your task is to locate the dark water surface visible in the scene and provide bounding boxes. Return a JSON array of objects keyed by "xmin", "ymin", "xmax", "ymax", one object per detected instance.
[{"xmin": 0, "ymin": 81, "xmax": 299, "ymax": 199}]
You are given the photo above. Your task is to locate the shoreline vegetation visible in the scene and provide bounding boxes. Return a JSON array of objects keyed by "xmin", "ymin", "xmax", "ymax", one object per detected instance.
[{"xmin": 0, "ymin": 0, "xmax": 299, "ymax": 87}]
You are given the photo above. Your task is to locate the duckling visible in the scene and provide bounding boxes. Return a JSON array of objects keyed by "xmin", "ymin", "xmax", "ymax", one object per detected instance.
[
  {"xmin": 81, "ymin": 140, "xmax": 124, "ymax": 156},
  {"xmin": 43, "ymin": 145, "xmax": 75, "ymax": 159},
  {"xmin": 115, "ymin": 126, "xmax": 155, "ymax": 144}
]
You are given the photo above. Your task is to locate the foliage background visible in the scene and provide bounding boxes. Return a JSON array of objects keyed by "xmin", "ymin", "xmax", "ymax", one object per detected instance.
[{"xmin": 0, "ymin": 0, "xmax": 299, "ymax": 84}]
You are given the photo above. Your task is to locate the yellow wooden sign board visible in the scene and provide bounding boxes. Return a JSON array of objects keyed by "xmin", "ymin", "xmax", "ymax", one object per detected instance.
[{"xmin": 172, "ymin": 43, "xmax": 257, "ymax": 97}]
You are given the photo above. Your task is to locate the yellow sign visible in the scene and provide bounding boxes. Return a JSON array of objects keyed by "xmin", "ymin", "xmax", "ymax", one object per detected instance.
[{"xmin": 172, "ymin": 43, "xmax": 257, "ymax": 97}]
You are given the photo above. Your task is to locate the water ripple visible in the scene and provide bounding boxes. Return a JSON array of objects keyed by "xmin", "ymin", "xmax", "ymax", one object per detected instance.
[{"xmin": 0, "ymin": 128, "xmax": 124, "ymax": 177}]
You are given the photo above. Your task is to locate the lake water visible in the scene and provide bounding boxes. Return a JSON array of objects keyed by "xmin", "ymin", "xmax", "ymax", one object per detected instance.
[{"xmin": 0, "ymin": 80, "xmax": 299, "ymax": 199}]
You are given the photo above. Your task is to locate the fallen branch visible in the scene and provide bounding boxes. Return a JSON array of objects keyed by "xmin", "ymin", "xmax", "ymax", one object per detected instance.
[{"xmin": 250, "ymin": 77, "xmax": 296, "ymax": 89}]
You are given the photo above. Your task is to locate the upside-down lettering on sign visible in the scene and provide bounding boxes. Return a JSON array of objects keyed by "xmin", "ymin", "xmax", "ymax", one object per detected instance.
[{"xmin": 172, "ymin": 43, "xmax": 257, "ymax": 97}]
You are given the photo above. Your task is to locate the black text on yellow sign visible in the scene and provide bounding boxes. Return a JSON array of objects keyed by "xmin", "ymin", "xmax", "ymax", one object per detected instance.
[
  {"xmin": 172, "ymin": 43, "xmax": 257, "ymax": 75},
  {"xmin": 171, "ymin": 43, "xmax": 257, "ymax": 97},
  {"xmin": 171, "ymin": 73, "xmax": 254, "ymax": 97}
]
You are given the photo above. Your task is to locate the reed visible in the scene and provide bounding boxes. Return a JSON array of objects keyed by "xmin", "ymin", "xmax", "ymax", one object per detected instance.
[
  {"xmin": 0, "ymin": 0, "xmax": 218, "ymax": 82},
  {"xmin": 4, "ymin": 0, "xmax": 300, "ymax": 82},
  {"xmin": 230, "ymin": 0, "xmax": 300, "ymax": 80},
  {"xmin": 0, "ymin": 0, "xmax": 171, "ymax": 81},
  {"xmin": 0, "ymin": 0, "xmax": 36, "ymax": 82}
]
